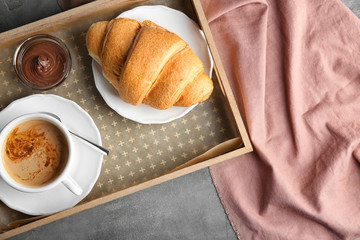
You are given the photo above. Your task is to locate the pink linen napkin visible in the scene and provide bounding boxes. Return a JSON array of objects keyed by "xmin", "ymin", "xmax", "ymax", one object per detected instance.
[{"xmin": 201, "ymin": 0, "xmax": 360, "ymax": 239}]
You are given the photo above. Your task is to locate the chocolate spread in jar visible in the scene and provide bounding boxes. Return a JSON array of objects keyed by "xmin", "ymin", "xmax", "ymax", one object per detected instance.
[{"xmin": 21, "ymin": 41, "xmax": 68, "ymax": 88}]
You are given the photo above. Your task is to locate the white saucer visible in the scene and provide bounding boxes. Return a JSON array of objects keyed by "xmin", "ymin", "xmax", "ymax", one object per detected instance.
[
  {"xmin": 0, "ymin": 94, "xmax": 103, "ymax": 215},
  {"xmin": 92, "ymin": 5, "xmax": 213, "ymax": 124}
]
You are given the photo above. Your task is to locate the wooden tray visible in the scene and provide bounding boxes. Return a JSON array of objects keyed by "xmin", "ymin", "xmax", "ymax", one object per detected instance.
[{"xmin": 0, "ymin": 0, "xmax": 252, "ymax": 238}]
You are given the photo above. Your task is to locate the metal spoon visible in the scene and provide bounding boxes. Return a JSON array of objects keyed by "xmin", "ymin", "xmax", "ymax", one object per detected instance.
[{"xmin": 44, "ymin": 112, "xmax": 109, "ymax": 156}]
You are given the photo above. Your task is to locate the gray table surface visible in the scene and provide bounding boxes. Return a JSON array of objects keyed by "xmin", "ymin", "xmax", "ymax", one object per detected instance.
[{"xmin": 1, "ymin": 0, "xmax": 360, "ymax": 239}]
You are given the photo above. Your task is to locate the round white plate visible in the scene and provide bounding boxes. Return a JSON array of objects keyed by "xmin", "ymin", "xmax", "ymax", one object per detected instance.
[
  {"xmin": 92, "ymin": 5, "xmax": 213, "ymax": 124},
  {"xmin": 0, "ymin": 94, "xmax": 103, "ymax": 215}
]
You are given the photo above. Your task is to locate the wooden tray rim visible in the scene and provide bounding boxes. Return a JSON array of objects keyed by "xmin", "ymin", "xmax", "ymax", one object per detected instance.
[{"xmin": 0, "ymin": 0, "xmax": 252, "ymax": 238}]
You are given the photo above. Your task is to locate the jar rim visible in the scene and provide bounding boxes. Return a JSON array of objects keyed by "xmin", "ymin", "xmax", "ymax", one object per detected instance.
[{"xmin": 13, "ymin": 34, "xmax": 72, "ymax": 91}]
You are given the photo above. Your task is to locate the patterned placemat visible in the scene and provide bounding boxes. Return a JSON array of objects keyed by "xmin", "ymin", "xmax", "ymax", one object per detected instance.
[{"xmin": 0, "ymin": 12, "xmax": 239, "ymax": 232}]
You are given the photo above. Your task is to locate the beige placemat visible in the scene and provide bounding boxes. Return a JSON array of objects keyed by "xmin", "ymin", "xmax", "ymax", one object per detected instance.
[{"xmin": 0, "ymin": 16, "xmax": 239, "ymax": 232}]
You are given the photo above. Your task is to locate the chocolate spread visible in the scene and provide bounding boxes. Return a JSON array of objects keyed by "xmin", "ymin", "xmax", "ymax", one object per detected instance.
[{"xmin": 21, "ymin": 41, "xmax": 67, "ymax": 87}]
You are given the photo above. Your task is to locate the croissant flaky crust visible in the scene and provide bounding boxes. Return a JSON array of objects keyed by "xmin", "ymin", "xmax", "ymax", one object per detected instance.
[{"xmin": 86, "ymin": 18, "xmax": 214, "ymax": 110}]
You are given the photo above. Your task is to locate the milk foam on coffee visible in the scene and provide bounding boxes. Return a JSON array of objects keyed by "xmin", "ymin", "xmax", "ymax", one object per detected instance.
[{"xmin": 1, "ymin": 119, "xmax": 68, "ymax": 186}]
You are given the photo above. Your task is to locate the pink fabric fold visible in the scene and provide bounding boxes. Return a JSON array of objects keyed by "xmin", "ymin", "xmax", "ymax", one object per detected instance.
[{"xmin": 202, "ymin": 0, "xmax": 360, "ymax": 239}]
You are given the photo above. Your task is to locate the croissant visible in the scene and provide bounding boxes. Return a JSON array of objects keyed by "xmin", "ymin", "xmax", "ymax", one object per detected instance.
[{"xmin": 86, "ymin": 18, "xmax": 214, "ymax": 110}]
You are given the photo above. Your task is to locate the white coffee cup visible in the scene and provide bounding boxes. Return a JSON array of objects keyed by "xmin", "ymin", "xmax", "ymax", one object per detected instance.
[{"xmin": 0, "ymin": 113, "xmax": 82, "ymax": 195}]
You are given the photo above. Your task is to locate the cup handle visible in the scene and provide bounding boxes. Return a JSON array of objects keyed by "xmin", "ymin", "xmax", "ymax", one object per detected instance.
[{"xmin": 62, "ymin": 175, "xmax": 83, "ymax": 195}]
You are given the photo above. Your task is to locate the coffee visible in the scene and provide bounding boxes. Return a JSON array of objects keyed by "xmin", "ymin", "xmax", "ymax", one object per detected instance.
[{"xmin": 1, "ymin": 119, "xmax": 68, "ymax": 187}]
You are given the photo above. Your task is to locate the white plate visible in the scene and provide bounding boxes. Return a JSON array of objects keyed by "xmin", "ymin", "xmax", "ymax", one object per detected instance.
[
  {"xmin": 92, "ymin": 5, "xmax": 213, "ymax": 124},
  {"xmin": 0, "ymin": 94, "xmax": 103, "ymax": 215}
]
